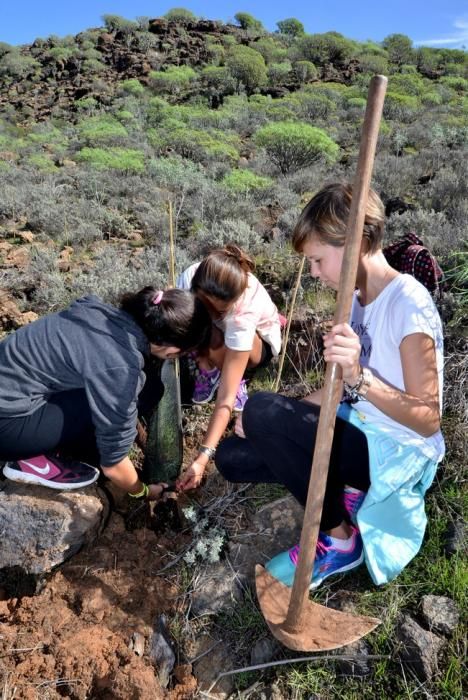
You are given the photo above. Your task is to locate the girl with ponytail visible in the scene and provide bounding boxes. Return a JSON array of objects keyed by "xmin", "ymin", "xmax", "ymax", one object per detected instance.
[
  {"xmin": 0, "ymin": 287, "xmax": 211, "ymax": 500},
  {"xmin": 177, "ymin": 244, "xmax": 282, "ymax": 492}
]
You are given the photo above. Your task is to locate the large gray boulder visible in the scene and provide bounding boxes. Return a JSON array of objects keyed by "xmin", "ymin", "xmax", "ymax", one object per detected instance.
[{"xmin": 0, "ymin": 481, "xmax": 107, "ymax": 575}]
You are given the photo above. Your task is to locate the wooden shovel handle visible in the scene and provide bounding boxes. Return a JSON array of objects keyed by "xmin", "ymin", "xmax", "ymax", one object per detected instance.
[{"xmin": 284, "ymin": 75, "xmax": 388, "ymax": 632}]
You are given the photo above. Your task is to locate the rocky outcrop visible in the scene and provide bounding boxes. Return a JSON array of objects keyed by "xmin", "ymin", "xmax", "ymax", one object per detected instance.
[{"xmin": 0, "ymin": 20, "xmax": 241, "ymax": 123}]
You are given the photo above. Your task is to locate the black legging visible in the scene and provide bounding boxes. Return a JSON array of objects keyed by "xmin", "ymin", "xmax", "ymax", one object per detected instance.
[
  {"xmin": 215, "ymin": 392, "xmax": 370, "ymax": 531},
  {"xmin": 0, "ymin": 357, "xmax": 164, "ymax": 466}
]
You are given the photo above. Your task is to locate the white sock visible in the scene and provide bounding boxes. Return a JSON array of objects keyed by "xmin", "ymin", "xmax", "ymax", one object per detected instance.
[
  {"xmin": 344, "ymin": 486, "xmax": 363, "ymax": 494},
  {"xmin": 328, "ymin": 533, "xmax": 355, "ymax": 550}
]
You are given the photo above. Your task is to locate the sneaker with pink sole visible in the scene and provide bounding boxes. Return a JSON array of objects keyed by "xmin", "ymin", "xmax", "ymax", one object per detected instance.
[
  {"xmin": 3, "ymin": 454, "xmax": 99, "ymax": 491},
  {"xmin": 192, "ymin": 367, "xmax": 221, "ymax": 404},
  {"xmin": 266, "ymin": 526, "xmax": 364, "ymax": 590}
]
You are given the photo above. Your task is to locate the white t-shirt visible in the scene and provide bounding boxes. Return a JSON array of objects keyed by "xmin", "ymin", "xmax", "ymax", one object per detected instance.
[
  {"xmin": 177, "ymin": 263, "xmax": 282, "ymax": 356},
  {"xmin": 347, "ymin": 274, "xmax": 445, "ymax": 463}
]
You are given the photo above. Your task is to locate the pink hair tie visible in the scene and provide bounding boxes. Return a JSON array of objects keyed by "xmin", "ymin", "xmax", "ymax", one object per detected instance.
[{"xmin": 152, "ymin": 290, "xmax": 164, "ymax": 305}]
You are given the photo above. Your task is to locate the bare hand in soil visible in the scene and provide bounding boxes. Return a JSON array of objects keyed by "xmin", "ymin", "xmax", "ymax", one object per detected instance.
[
  {"xmin": 176, "ymin": 461, "xmax": 206, "ymax": 491},
  {"xmin": 147, "ymin": 483, "xmax": 167, "ymax": 500}
]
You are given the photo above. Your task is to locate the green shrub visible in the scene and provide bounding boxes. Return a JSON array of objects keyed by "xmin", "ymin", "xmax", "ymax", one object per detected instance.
[
  {"xmin": 164, "ymin": 7, "xmax": 197, "ymax": 22},
  {"xmin": 416, "ymin": 47, "xmax": 443, "ymax": 77},
  {"xmin": 357, "ymin": 52, "xmax": 389, "ymax": 75},
  {"xmin": 234, "ymin": 12, "xmax": 263, "ymax": 32},
  {"xmin": 389, "ymin": 73, "xmax": 426, "ymax": 96},
  {"xmin": 120, "ymin": 78, "xmax": 145, "ymax": 95},
  {"xmin": 268, "ymin": 61, "xmax": 292, "ymax": 84},
  {"xmin": 293, "ymin": 32, "xmax": 356, "ymax": 66},
  {"xmin": 82, "ymin": 58, "xmax": 106, "ymax": 74},
  {"xmin": 75, "ymin": 147, "xmax": 145, "ymax": 172},
  {"xmin": 101, "ymin": 14, "xmax": 137, "ymax": 33},
  {"xmin": 146, "ymin": 97, "xmax": 171, "ymax": 126},
  {"xmin": 48, "ymin": 47, "xmax": 76, "ymax": 64},
  {"xmin": 276, "ymin": 18, "xmax": 305, "ymax": 37},
  {"xmin": 253, "ymin": 38, "xmax": 288, "ymax": 64},
  {"xmin": 382, "ymin": 33, "xmax": 414, "ymax": 68},
  {"xmin": 26, "ymin": 154, "xmax": 59, "ymax": 172},
  {"xmin": 293, "ymin": 60, "xmax": 318, "ymax": 84},
  {"xmin": 347, "ymin": 96, "xmax": 366, "ymax": 110},
  {"xmin": 26, "ymin": 125, "xmax": 66, "ymax": 146},
  {"xmin": 226, "ymin": 45, "xmax": 267, "ymax": 94},
  {"xmin": 78, "ymin": 116, "xmax": 128, "ymax": 144},
  {"xmin": 0, "ymin": 42, "xmax": 13, "ymax": 58},
  {"xmin": 0, "ymin": 50, "xmax": 40, "ymax": 80},
  {"xmin": 440, "ymin": 76, "xmax": 468, "ymax": 92},
  {"xmin": 148, "ymin": 155, "xmax": 201, "ymax": 189},
  {"xmin": 150, "ymin": 127, "xmax": 239, "ymax": 164},
  {"xmin": 384, "ymin": 92, "xmax": 420, "ymax": 121},
  {"xmin": 115, "ymin": 110, "xmax": 134, "ymax": 122},
  {"xmin": 201, "ymin": 66, "xmax": 236, "ymax": 99},
  {"xmin": 205, "ymin": 40, "xmax": 225, "ymax": 66},
  {"xmin": 149, "ymin": 65, "xmax": 197, "ymax": 96},
  {"xmin": 222, "ymin": 169, "xmax": 273, "ymax": 193},
  {"xmin": 293, "ymin": 91, "xmax": 335, "ymax": 120},
  {"xmin": 254, "ymin": 121, "xmax": 339, "ymax": 174},
  {"xmin": 422, "ymin": 91, "xmax": 443, "ymax": 107},
  {"xmin": 75, "ymin": 96, "xmax": 98, "ymax": 113}
]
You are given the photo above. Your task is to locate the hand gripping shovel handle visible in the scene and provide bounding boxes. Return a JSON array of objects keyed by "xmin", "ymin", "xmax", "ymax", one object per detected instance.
[{"xmin": 284, "ymin": 75, "xmax": 388, "ymax": 634}]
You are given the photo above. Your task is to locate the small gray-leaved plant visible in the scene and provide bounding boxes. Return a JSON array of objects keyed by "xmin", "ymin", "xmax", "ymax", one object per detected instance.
[{"xmin": 183, "ymin": 506, "xmax": 226, "ymax": 565}]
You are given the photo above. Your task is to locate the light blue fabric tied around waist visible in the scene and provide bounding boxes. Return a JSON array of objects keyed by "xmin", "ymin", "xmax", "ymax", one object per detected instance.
[{"xmin": 337, "ymin": 402, "xmax": 438, "ymax": 585}]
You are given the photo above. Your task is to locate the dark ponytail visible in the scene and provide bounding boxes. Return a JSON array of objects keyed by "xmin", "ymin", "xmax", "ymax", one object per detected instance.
[
  {"xmin": 191, "ymin": 244, "xmax": 255, "ymax": 302},
  {"xmin": 120, "ymin": 287, "xmax": 211, "ymax": 352}
]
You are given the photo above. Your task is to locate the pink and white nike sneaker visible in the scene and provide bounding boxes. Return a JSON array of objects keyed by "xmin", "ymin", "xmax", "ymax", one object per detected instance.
[{"xmin": 3, "ymin": 454, "xmax": 99, "ymax": 490}]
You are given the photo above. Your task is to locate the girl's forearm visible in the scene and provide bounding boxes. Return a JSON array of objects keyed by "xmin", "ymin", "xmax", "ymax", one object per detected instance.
[
  {"xmin": 363, "ymin": 374, "xmax": 440, "ymax": 437},
  {"xmin": 101, "ymin": 456, "xmax": 144, "ymax": 493},
  {"xmin": 202, "ymin": 400, "xmax": 233, "ymax": 452}
]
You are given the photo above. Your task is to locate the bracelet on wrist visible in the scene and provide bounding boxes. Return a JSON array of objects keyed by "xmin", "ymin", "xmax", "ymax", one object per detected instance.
[
  {"xmin": 357, "ymin": 367, "xmax": 373, "ymax": 397},
  {"xmin": 128, "ymin": 482, "xmax": 149, "ymax": 499},
  {"xmin": 344, "ymin": 367, "xmax": 373, "ymax": 400},
  {"xmin": 198, "ymin": 444, "xmax": 216, "ymax": 460}
]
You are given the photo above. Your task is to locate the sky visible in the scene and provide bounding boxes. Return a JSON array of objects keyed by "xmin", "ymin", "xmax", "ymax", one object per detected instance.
[{"xmin": 1, "ymin": 0, "xmax": 468, "ymax": 49}]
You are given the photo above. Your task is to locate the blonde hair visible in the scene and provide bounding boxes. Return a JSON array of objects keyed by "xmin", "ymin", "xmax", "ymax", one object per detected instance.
[
  {"xmin": 191, "ymin": 244, "xmax": 255, "ymax": 302},
  {"xmin": 292, "ymin": 182, "xmax": 385, "ymax": 254}
]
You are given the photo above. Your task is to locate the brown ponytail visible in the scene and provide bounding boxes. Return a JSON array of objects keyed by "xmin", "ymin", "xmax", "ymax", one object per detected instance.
[{"xmin": 191, "ymin": 244, "xmax": 255, "ymax": 302}]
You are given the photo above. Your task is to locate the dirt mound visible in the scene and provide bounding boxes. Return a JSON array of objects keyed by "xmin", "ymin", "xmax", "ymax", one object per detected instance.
[{"xmin": 0, "ymin": 510, "xmax": 196, "ymax": 699}]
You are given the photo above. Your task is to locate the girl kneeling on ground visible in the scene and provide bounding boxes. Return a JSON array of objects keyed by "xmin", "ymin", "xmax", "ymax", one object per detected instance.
[
  {"xmin": 177, "ymin": 244, "xmax": 282, "ymax": 491},
  {"xmin": 215, "ymin": 183, "xmax": 445, "ymax": 589},
  {"xmin": 0, "ymin": 288, "xmax": 211, "ymax": 500}
]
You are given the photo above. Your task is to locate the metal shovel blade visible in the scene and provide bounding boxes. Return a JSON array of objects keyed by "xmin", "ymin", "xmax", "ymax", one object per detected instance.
[{"xmin": 256, "ymin": 565, "xmax": 380, "ymax": 652}]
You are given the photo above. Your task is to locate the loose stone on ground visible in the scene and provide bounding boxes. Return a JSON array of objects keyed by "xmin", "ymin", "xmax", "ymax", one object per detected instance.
[{"xmin": 0, "ymin": 481, "xmax": 108, "ymax": 575}]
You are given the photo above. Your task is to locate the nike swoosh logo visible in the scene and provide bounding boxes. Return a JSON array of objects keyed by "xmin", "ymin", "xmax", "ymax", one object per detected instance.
[{"xmin": 21, "ymin": 459, "xmax": 51, "ymax": 475}]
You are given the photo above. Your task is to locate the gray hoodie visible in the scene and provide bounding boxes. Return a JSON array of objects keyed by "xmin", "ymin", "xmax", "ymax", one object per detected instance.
[{"xmin": 0, "ymin": 295, "xmax": 150, "ymax": 465}]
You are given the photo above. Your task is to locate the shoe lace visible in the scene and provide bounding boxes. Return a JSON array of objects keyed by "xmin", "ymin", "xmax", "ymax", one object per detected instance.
[
  {"xmin": 196, "ymin": 370, "xmax": 215, "ymax": 388},
  {"xmin": 343, "ymin": 490, "xmax": 364, "ymax": 517},
  {"xmin": 343, "ymin": 491, "xmax": 359, "ymax": 511},
  {"xmin": 289, "ymin": 535, "xmax": 329, "ymax": 566}
]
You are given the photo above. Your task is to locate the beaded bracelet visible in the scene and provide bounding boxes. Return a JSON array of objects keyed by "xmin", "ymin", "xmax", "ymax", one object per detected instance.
[{"xmin": 128, "ymin": 482, "xmax": 149, "ymax": 499}]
